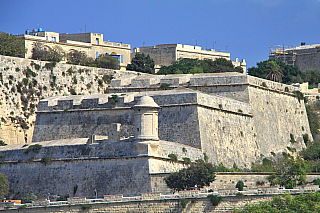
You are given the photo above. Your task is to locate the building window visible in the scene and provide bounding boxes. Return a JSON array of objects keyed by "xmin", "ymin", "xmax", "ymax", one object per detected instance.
[
  {"xmin": 96, "ymin": 38, "xmax": 99, "ymax": 45},
  {"xmin": 120, "ymin": 55, "xmax": 123, "ymax": 63},
  {"xmin": 96, "ymin": 51, "xmax": 99, "ymax": 59},
  {"xmin": 46, "ymin": 36, "xmax": 48, "ymax": 40},
  {"xmin": 52, "ymin": 37, "xmax": 56, "ymax": 42}
]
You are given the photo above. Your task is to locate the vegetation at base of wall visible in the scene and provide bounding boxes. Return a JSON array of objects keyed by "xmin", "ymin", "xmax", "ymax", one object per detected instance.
[
  {"xmin": 0, "ymin": 140, "xmax": 7, "ymax": 146},
  {"xmin": 207, "ymin": 194, "xmax": 222, "ymax": 206},
  {"xmin": 164, "ymin": 161, "xmax": 216, "ymax": 192},
  {"xmin": 160, "ymin": 83, "xmax": 170, "ymax": 90},
  {"xmin": 182, "ymin": 157, "xmax": 191, "ymax": 165},
  {"xmin": 179, "ymin": 198, "xmax": 190, "ymax": 209},
  {"xmin": 168, "ymin": 153, "xmax": 178, "ymax": 162},
  {"xmin": 0, "ymin": 173, "xmax": 9, "ymax": 200},
  {"xmin": 109, "ymin": 94, "xmax": 119, "ymax": 105},
  {"xmin": 233, "ymin": 192, "xmax": 320, "ymax": 213},
  {"xmin": 21, "ymin": 192, "xmax": 36, "ymax": 203},
  {"xmin": 126, "ymin": 53, "xmax": 155, "ymax": 74},
  {"xmin": 81, "ymin": 204, "xmax": 92, "ymax": 210},
  {"xmin": 18, "ymin": 205, "xmax": 27, "ymax": 209},
  {"xmin": 236, "ymin": 180, "xmax": 244, "ymax": 191},
  {"xmin": 23, "ymin": 144, "xmax": 42, "ymax": 154},
  {"xmin": 265, "ymin": 155, "xmax": 307, "ymax": 188},
  {"xmin": 56, "ymin": 194, "xmax": 69, "ymax": 201},
  {"xmin": 41, "ymin": 156, "xmax": 52, "ymax": 165},
  {"xmin": 306, "ymin": 104, "xmax": 320, "ymax": 136},
  {"xmin": 157, "ymin": 58, "xmax": 243, "ymax": 75},
  {"xmin": 203, "ymin": 152, "xmax": 209, "ymax": 162},
  {"xmin": 0, "ymin": 32, "xmax": 27, "ymax": 57}
]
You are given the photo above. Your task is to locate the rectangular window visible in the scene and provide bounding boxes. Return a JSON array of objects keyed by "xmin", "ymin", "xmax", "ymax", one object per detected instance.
[
  {"xmin": 46, "ymin": 36, "xmax": 48, "ymax": 40},
  {"xmin": 96, "ymin": 51, "xmax": 99, "ymax": 59},
  {"xmin": 52, "ymin": 37, "xmax": 56, "ymax": 42},
  {"xmin": 120, "ymin": 55, "xmax": 123, "ymax": 63},
  {"xmin": 96, "ymin": 38, "xmax": 99, "ymax": 45}
]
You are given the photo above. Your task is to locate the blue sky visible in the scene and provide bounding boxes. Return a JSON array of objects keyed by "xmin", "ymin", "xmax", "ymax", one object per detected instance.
[{"xmin": 1, "ymin": 0, "xmax": 320, "ymax": 69}]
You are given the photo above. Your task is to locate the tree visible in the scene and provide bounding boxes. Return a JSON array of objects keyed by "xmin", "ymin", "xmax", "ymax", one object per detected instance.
[
  {"xmin": 67, "ymin": 50, "xmax": 88, "ymax": 65},
  {"xmin": 96, "ymin": 55, "xmax": 120, "ymax": 70},
  {"xmin": 236, "ymin": 180, "xmax": 244, "ymax": 191},
  {"xmin": 0, "ymin": 32, "xmax": 27, "ymax": 57},
  {"xmin": 127, "ymin": 53, "xmax": 155, "ymax": 74},
  {"xmin": 234, "ymin": 192, "xmax": 320, "ymax": 212},
  {"xmin": 164, "ymin": 161, "xmax": 216, "ymax": 192},
  {"xmin": 266, "ymin": 155, "xmax": 307, "ymax": 188},
  {"xmin": 0, "ymin": 173, "xmax": 9, "ymax": 200},
  {"xmin": 31, "ymin": 42, "xmax": 64, "ymax": 62},
  {"xmin": 248, "ymin": 59, "xmax": 302, "ymax": 84},
  {"xmin": 157, "ymin": 58, "xmax": 243, "ymax": 75},
  {"xmin": 265, "ymin": 60, "xmax": 283, "ymax": 82}
]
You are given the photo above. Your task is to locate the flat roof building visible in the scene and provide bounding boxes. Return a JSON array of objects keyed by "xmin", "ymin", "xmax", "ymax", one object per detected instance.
[
  {"xmin": 16, "ymin": 28, "xmax": 131, "ymax": 70},
  {"xmin": 132, "ymin": 44, "xmax": 246, "ymax": 73}
]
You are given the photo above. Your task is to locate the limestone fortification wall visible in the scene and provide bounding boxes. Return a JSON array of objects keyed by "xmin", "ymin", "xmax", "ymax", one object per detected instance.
[
  {"xmin": 0, "ymin": 156, "xmax": 151, "ymax": 197},
  {"xmin": 0, "ymin": 55, "xmax": 144, "ymax": 145}
]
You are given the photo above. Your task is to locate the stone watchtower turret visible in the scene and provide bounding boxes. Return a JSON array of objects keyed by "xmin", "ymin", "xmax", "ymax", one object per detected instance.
[{"xmin": 133, "ymin": 95, "xmax": 160, "ymax": 141}]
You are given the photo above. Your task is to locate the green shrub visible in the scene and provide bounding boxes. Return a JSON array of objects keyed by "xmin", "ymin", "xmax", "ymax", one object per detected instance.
[
  {"xmin": 180, "ymin": 198, "xmax": 190, "ymax": 209},
  {"xmin": 182, "ymin": 157, "xmax": 191, "ymax": 164},
  {"xmin": 262, "ymin": 82, "xmax": 267, "ymax": 88},
  {"xmin": 44, "ymin": 62, "xmax": 56, "ymax": 70},
  {"xmin": 238, "ymin": 109, "xmax": 243, "ymax": 113},
  {"xmin": 110, "ymin": 95, "xmax": 119, "ymax": 105},
  {"xmin": 18, "ymin": 204, "xmax": 27, "ymax": 209},
  {"xmin": 218, "ymin": 104, "xmax": 222, "ymax": 109},
  {"xmin": 313, "ymin": 178, "xmax": 320, "ymax": 186},
  {"xmin": 0, "ymin": 140, "xmax": 7, "ymax": 146},
  {"xmin": 292, "ymin": 90, "xmax": 304, "ymax": 102},
  {"xmin": 56, "ymin": 194, "xmax": 69, "ymax": 201},
  {"xmin": 70, "ymin": 88, "xmax": 77, "ymax": 95},
  {"xmin": 102, "ymin": 74, "xmax": 114, "ymax": 83},
  {"xmin": 203, "ymin": 152, "xmax": 209, "ymax": 162},
  {"xmin": 81, "ymin": 204, "xmax": 92, "ymax": 210},
  {"xmin": 236, "ymin": 180, "xmax": 244, "ymax": 191},
  {"xmin": 160, "ymin": 83, "xmax": 170, "ymax": 90},
  {"xmin": 168, "ymin": 153, "xmax": 178, "ymax": 162},
  {"xmin": 182, "ymin": 147, "xmax": 187, "ymax": 153},
  {"xmin": 23, "ymin": 144, "xmax": 42, "ymax": 154},
  {"xmin": 207, "ymin": 194, "xmax": 222, "ymax": 206},
  {"xmin": 41, "ymin": 156, "xmax": 52, "ymax": 165}
]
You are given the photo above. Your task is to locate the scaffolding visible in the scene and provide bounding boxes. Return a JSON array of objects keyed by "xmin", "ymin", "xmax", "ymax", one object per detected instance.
[{"xmin": 269, "ymin": 45, "xmax": 297, "ymax": 66}]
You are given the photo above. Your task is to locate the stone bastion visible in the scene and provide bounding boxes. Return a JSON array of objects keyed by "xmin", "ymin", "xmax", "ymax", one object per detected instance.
[{"xmin": 0, "ymin": 71, "xmax": 312, "ymax": 198}]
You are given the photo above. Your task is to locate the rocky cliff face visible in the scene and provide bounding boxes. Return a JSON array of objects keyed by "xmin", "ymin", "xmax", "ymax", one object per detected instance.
[{"xmin": 0, "ymin": 55, "xmax": 142, "ymax": 145}]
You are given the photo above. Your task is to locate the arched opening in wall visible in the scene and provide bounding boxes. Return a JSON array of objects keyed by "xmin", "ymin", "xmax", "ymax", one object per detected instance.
[{"xmin": 111, "ymin": 52, "xmax": 117, "ymax": 55}]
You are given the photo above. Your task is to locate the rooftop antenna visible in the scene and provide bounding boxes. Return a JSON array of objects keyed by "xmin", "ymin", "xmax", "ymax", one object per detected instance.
[
  {"xmin": 85, "ymin": 25, "xmax": 86, "ymax": 34},
  {"xmin": 143, "ymin": 42, "xmax": 145, "ymax": 47},
  {"xmin": 212, "ymin": 42, "xmax": 216, "ymax": 49}
]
